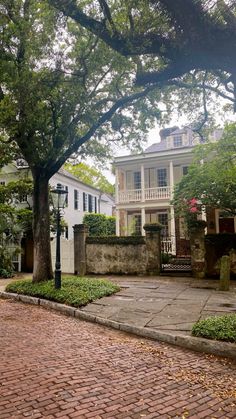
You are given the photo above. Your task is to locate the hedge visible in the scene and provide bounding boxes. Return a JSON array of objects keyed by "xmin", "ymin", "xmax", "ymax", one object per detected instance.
[
  {"xmin": 83, "ymin": 213, "xmax": 116, "ymax": 237},
  {"xmin": 86, "ymin": 236, "xmax": 145, "ymax": 245}
]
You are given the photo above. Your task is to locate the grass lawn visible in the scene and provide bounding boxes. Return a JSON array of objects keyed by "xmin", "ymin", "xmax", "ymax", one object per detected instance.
[
  {"xmin": 192, "ymin": 314, "xmax": 236, "ymax": 343},
  {"xmin": 5, "ymin": 276, "xmax": 120, "ymax": 308}
]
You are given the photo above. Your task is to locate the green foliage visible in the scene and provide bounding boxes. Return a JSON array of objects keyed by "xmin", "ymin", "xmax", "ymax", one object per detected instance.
[
  {"xmin": 86, "ymin": 236, "xmax": 145, "ymax": 245},
  {"xmin": 0, "ymin": 139, "xmax": 20, "ymax": 169},
  {"xmin": 161, "ymin": 253, "xmax": 171, "ymax": 264},
  {"xmin": 83, "ymin": 213, "xmax": 116, "ymax": 237},
  {"xmin": 64, "ymin": 162, "xmax": 114, "ymax": 194},
  {"xmin": 173, "ymin": 123, "xmax": 236, "ymax": 222},
  {"xmin": 0, "ymin": 180, "xmax": 33, "ymax": 276},
  {"xmin": 6, "ymin": 276, "xmax": 120, "ymax": 307},
  {"xmin": 0, "ymin": 179, "xmax": 33, "ymax": 205},
  {"xmin": 192, "ymin": 314, "xmax": 236, "ymax": 343}
]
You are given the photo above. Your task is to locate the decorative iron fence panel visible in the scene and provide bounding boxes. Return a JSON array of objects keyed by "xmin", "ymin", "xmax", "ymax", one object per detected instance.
[{"xmin": 161, "ymin": 235, "xmax": 192, "ymax": 273}]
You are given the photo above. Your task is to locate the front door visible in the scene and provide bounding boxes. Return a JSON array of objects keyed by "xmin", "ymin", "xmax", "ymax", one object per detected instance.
[{"xmin": 219, "ymin": 218, "xmax": 235, "ymax": 233}]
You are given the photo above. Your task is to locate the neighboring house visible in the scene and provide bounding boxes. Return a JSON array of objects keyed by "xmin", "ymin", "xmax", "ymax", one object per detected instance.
[
  {"xmin": 114, "ymin": 126, "xmax": 227, "ymax": 255},
  {"xmin": 0, "ymin": 162, "xmax": 115, "ymax": 240}
]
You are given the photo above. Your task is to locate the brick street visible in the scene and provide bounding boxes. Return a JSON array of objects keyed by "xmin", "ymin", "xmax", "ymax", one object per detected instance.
[{"xmin": 0, "ymin": 299, "xmax": 236, "ymax": 419}]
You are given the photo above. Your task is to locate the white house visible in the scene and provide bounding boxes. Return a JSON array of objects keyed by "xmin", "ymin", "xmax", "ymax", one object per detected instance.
[
  {"xmin": 114, "ymin": 126, "xmax": 227, "ymax": 255},
  {"xmin": 0, "ymin": 162, "xmax": 115, "ymax": 240}
]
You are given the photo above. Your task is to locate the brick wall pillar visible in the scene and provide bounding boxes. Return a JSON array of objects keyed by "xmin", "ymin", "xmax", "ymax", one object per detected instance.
[
  {"xmin": 73, "ymin": 224, "xmax": 89, "ymax": 276},
  {"xmin": 144, "ymin": 224, "xmax": 162, "ymax": 275}
]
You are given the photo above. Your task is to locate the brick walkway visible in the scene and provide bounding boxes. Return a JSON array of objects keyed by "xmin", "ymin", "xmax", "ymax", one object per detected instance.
[{"xmin": 0, "ymin": 299, "xmax": 236, "ymax": 419}]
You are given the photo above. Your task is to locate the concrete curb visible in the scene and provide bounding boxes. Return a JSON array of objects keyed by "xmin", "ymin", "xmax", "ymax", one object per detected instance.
[{"xmin": 1, "ymin": 291, "xmax": 236, "ymax": 360}]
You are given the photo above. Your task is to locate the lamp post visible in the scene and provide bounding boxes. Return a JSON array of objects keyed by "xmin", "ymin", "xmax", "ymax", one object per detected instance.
[{"xmin": 51, "ymin": 185, "xmax": 68, "ymax": 289}]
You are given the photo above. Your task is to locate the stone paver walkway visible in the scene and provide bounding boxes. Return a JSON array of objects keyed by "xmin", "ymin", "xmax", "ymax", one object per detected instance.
[
  {"xmin": 1, "ymin": 298, "xmax": 236, "ymax": 419},
  {"xmin": 81, "ymin": 276, "xmax": 236, "ymax": 337}
]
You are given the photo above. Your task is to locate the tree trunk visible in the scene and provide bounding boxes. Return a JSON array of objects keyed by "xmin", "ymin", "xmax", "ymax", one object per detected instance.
[{"xmin": 32, "ymin": 172, "xmax": 53, "ymax": 282}]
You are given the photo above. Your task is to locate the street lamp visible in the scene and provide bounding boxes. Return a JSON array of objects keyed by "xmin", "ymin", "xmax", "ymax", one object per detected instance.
[{"xmin": 51, "ymin": 185, "xmax": 68, "ymax": 289}]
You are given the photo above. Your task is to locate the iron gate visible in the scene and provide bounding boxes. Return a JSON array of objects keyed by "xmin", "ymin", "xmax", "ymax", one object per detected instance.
[{"xmin": 161, "ymin": 235, "xmax": 192, "ymax": 274}]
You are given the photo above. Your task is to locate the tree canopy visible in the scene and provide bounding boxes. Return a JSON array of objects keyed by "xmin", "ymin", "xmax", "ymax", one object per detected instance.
[
  {"xmin": 173, "ymin": 123, "xmax": 236, "ymax": 218},
  {"xmin": 0, "ymin": 0, "xmax": 166, "ymax": 281},
  {"xmin": 64, "ymin": 162, "xmax": 114, "ymax": 194},
  {"xmin": 49, "ymin": 0, "xmax": 236, "ymax": 111}
]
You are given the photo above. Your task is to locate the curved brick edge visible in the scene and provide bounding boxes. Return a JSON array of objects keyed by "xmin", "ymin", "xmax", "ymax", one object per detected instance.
[{"xmin": 1, "ymin": 291, "xmax": 236, "ymax": 360}]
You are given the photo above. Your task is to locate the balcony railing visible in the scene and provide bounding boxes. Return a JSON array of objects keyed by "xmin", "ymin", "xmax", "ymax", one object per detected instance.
[
  {"xmin": 145, "ymin": 187, "xmax": 170, "ymax": 200},
  {"xmin": 118, "ymin": 189, "xmax": 142, "ymax": 203},
  {"xmin": 117, "ymin": 186, "xmax": 171, "ymax": 204}
]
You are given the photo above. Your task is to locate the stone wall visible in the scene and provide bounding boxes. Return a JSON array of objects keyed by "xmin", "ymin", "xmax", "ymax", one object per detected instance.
[
  {"xmin": 86, "ymin": 238, "xmax": 147, "ymax": 275},
  {"xmin": 73, "ymin": 223, "xmax": 162, "ymax": 276},
  {"xmin": 205, "ymin": 234, "xmax": 236, "ymax": 278}
]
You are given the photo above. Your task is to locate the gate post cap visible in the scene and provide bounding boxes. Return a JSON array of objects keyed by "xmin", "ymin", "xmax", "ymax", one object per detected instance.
[{"xmin": 73, "ymin": 224, "xmax": 89, "ymax": 233}]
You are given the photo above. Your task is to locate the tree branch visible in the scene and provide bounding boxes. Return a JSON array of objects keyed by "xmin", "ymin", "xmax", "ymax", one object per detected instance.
[{"xmin": 47, "ymin": 85, "xmax": 157, "ymax": 174}]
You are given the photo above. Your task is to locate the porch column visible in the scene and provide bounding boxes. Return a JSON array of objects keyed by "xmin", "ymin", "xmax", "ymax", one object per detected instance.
[
  {"xmin": 169, "ymin": 160, "xmax": 174, "ymax": 198},
  {"xmin": 141, "ymin": 164, "xmax": 145, "ymax": 202},
  {"xmin": 141, "ymin": 207, "xmax": 146, "ymax": 236},
  {"xmin": 116, "ymin": 208, "xmax": 120, "ymax": 236},
  {"xmin": 115, "ymin": 167, "xmax": 119, "ymax": 205}
]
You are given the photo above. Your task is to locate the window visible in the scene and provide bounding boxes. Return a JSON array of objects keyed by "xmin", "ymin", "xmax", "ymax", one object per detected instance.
[
  {"xmin": 0, "ymin": 181, "xmax": 5, "ymax": 186},
  {"xmin": 83, "ymin": 192, "xmax": 88, "ymax": 211},
  {"xmin": 74, "ymin": 189, "xmax": 79, "ymax": 210},
  {"xmin": 133, "ymin": 215, "xmax": 142, "ymax": 235},
  {"xmin": 92, "ymin": 196, "xmax": 96, "ymax": 213},
  {"xmin": 133, "ymin": 171, "xmax": 141, "ymax": 190},
  {"xmin": 157, "ymin": 168, "xmax": 167, "ymax": 187},
  {"xmin": 158, "ymin": 213, "xmax": 169, "ymax": 237},
  {"xmin": 88, "ymin": 194, "xmax": 93, "ymax": 212},
  {"xmin": 94, "ymin": 197, "xmax": 97, "ymax": 213},
  {"xmin": 173, "ymin": 135, "xmax": 183, "ymax": 147},
  {"xmin": 183, "ymin": 166, "xmax": 189, "ymax": 175},
  {"xmin": 65, "ymin": 186, "xmax": 68, "ymax": 207},
  {"xmin": 64, "ymin": 226, "xmax": 69, "ymax": 239}
]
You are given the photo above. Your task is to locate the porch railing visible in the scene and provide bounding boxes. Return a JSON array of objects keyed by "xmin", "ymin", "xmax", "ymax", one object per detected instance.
[
  {"xmin": 145, "ymin": 186, "xmax": 171, "ymax": 200},
  {"xmin": 117, "ymin": 186, "xmax": 171, "ymax": 204},
  {"xmin": 118, "ymin": 189, "xmax": 142, "ymax": 203}
]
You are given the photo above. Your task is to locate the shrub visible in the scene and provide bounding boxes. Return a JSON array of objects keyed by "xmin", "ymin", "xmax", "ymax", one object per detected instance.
[
  {"xmin": 161, "ymin": 253, "xmax": 170, "ymax": 264},
  {"xmin": 0, "ymin": 244, "xmax": 15, "ymax": 278},
  {"xmin": 192, "ymin": 314, "xmax": 236, "ymax": 343},
  {"xmin": 86, "ymin": 236, "xmax": 145, "ymax": 245},
  {"xmin": 6, "ymin": 276, "xmax": 120, "ymax": 307},
  {"xmin": 83, "ymin": 213, "xmax": 116, "ymax": 236}
]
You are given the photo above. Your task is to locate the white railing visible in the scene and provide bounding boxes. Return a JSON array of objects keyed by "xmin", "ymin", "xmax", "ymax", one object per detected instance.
[
  {"xmin": 161, "ymin": 238, "xmax": 173, "ymax": 254},
  {"xmin": 145, "ymin": 186, "xmax": 171, "ymax": 200},
  {"xmin": 117, "ymin": 187, "xmax": 171, "ymax": 203},
  {"xmin": 118, "ymin": 189, "xmax": 142, "ymax": 203}
]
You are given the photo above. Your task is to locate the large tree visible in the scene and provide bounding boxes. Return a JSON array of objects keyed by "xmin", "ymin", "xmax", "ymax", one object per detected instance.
[
  {"xmin": 173, "ymin": 123, "xmax": 236, "ymax": 219},
  {"xmin": 49, "ymin": 0, "xmax": 236, "ymax": 110},
  {"xmin": 0, "ymin": 0, "xmax": 164, "ymax": 282}
]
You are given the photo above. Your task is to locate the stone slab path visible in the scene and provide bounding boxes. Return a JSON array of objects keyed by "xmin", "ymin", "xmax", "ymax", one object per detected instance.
[
  {"xmin": 1, "ymin": 298, "xmax": 236, "ymax": 419},
  {"xmin": 81, "ymin": 276, "xmax": 236, "ymax": 336}
]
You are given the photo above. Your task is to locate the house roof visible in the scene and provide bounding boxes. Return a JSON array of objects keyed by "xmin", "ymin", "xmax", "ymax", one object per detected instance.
[
  {"xmin": 57, "ymin": 167, "xmax": 104, "ymax": 194},
  {"xmin": 144, "ymin": 142, "xmax": 167, "ymax": 153},
  {"xmin": 100, "ymin": 193, "xmax": 115, "ymax": 204},
  {"xmin": 171, "ymin": 128, "xmax": 188, "ymax": 135},
  {"xmin": 58, "ymin": 168, "xmax": 115, "ymax": 200}
]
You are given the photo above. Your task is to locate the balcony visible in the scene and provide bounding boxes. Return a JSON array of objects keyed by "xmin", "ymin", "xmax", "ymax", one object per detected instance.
[
  {"xmin": 118, "ymin": 189, "xmax": 142, "ymax": 203},
  {"xmin": 117, "ymin": 186, "xmax": 171, "ymax": 204}
]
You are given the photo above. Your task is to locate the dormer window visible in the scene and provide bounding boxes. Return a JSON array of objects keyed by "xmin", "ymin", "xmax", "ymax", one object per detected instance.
[{"xmin": 173, "ymin": 135, "xmax": 183, "ymax": 147}]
